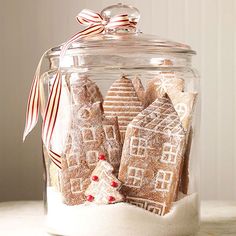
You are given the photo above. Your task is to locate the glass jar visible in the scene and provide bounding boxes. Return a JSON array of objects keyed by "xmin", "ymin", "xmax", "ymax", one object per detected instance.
[{"xmin": 40, "ymin": 4, "xmax": 200, "ymax": 236}]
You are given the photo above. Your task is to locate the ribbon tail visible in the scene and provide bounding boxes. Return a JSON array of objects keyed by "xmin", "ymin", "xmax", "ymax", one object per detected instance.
[
  {"xmin": 42, "ymin": 71, "xmax": 62, "ymax": 168},
  {"xmin": 49, "ymin": 149, "xmax": 62, "ymax": 169},
  {"xmin": 23, "ymin": 51, "xmax": 48, "ymax": 141}
]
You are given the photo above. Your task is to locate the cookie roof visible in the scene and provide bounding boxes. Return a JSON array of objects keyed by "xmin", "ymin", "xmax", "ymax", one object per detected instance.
[
  {"xmin": 130, "ymin": 94, "xmax": 185, "ymax": 137},
  {"xmin": 104, "ymin": 76, "xmax": 144, "ymax": 136}
]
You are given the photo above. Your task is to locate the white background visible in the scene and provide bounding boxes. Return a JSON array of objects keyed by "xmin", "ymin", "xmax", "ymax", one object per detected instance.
[{"xmin": 0, "ymin": 0, "xmax": 235, "ymax": 201}]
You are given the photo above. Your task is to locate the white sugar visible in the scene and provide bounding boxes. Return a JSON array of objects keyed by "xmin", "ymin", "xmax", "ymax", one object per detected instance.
[{"xmin": 46, "ymin": 187, "xmax": 199, "ymax": 236}]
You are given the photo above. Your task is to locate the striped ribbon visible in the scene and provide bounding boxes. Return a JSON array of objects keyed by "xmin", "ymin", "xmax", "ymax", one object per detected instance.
[{"xmin": 23, "ymin": 9, "xmax": 136, "ymax": 168}]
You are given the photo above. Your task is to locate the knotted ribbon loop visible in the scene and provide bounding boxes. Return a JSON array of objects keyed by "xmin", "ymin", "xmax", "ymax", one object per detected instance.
[
  {"xmin": 23, "ymin": 9, "xmax": 137, "ymax": 168},
  {"xmin": 76, "ymin": 9, "xmax": 104, "ymax": 25}
]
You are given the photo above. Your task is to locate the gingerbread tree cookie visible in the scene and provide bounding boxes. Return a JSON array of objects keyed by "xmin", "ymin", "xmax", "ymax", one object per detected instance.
[{"xmin": 85, "ymin": 158, "xmax": 124, "ymax": 204}]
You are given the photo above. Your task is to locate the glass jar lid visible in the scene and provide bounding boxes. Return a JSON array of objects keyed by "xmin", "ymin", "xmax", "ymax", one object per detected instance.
[{"xmin": 47, "ymin": 3, "xmax": 195, "ymax": 57}]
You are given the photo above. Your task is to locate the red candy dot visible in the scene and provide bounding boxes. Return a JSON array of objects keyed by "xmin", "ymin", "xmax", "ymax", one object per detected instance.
[
  {"xmin": 87, "ymin": 195, "xmax": 94, "ymax": 202},
  {"xmin": 92, "ymin": 175, "xmax": 99, "ymax": 181},
  {"xmin": 99, "ymin": 154, "xmax": 106, "ymax": 161},
  {"xmin": 108, "ymin": 196, "xmax": 115, "ymax": 202},
  {"xmin": 111, "ymin": 181, "xmax": 118, "ymax": 188}
]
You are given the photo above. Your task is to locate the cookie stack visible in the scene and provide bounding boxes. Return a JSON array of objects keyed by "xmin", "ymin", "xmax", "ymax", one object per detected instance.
[{"xmin": 55, "ymin": 73, "xmax": 197, "ymax": 216}]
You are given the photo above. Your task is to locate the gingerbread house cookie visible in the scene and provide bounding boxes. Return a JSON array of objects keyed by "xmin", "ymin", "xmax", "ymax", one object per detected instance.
[
  {"xmin": 132, "ymin": 76, "xmax": 145, "ymax": 104},
  {"xmin": 144, "ymin": 74, "xmax": 184, "ymax": 107},
  {"xmin": 169, "ymin": 92, "xmax": 198, "ymax": 133},
  {"xmin": 85, "ymin": 159, "xmax": 124, "ymax": 204},
  {"xmin": 118, "ymin": 94, "xmax": 186, "ymax": 216},
  {"xmin": 61, "ymin": 78, "xmax": 122, "ymax": 206},
  {"xmin": 104, "ymin": 76, "xmax": 144, "ymax": 143},
  {"xmin": 179, "ymin": 127, "xmax": 193, "ymax": 195},
  {"xmin": 169, "ymin": 92, "xmax": 197, "ymax": 195},
  {"xmin": 70, "ymin": 74, "xmax": 103, "ymax": 105}
]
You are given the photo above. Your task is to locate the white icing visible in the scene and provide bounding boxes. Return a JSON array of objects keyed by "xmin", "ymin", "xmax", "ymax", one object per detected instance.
[
  {"xmin": 105, "ymin": 115, "xmax": 135, "ymax": 120},
  {"xmin": 46, "ymin": 187, "xmax": 199, "ymax": 236},
  {"xmin": 104, "ymin": 111, "xmax": 141, "ymax": 114},
  {"xmin": 155, "ymin": 170, "xmax": 173, "ymax": 192},
  {"xmin": 126, "ymin": 196, "xmax": 167, "ymax": 216},
  {"xmin": 104, "ymin": 100, "xmax": 142, "ymax": 104},
  {"xmin": 125, "ymin": 166, "xmax": 145, "ymax": 188},
  {"xmin": 107, "ymin": 91, "xmax": 137, "ymax": 95},
  {"xmin": 109, "ymin": 87, "xmax": 135, "ymax": 91},
  {"xmin": 111, "ymin": 83, "xmax": 132, "ymax": 86},
  {"xmin": 130, "ymin": 124, "xmax": 184, "ymax": 137},
  {"xmin": 118, "ymin": 122, "xmax": 131, "ymax": 126},
  {"xmin": 104, "ymin": 105, "xmax": 143, "ymax": 109},
  {"xmin": 160, "ymin": 142, "xmax": 179, "ymax": 164},
  {"xmin": 105, "ymin": 96, "xmax": 140, "ymax": 100},
  {"xmin": 103, "ymin": 125, "xmax": 116, "ymax": 140},
  {"xmin": 174, "ymin": 103, "xmax": 188, "ymax": 120}
]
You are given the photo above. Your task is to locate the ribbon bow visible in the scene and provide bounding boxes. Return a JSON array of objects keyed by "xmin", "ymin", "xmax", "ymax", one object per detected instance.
[{"xmin": 23, "ymin": 9, "xmax": 136, "ymax": 168}]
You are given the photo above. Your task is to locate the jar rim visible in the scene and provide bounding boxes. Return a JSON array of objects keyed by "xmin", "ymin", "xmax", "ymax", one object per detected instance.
[{"xmin": 47, "ymin": 32, "xmax": 196, "ymax": 57}]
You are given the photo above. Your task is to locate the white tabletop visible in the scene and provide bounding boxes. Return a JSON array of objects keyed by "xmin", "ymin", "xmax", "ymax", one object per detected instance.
[{"xmin": 0, "ymin": 201, "xmax": 235, "ymax": 236}]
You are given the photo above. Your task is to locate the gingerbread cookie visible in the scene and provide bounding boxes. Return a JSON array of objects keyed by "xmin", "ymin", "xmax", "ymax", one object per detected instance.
[
  {"xmin": 179, "ymin": 127, "xmax": 193, "ymax": 195},
  {"xmin": 132, "ymin": 76, "xmax": 145, "ymax": 104},
  {"xmin": 61, "ymin": 78, "xmax": 122, "ymax": 206},
  {"xmin": 104, "ymin": 76, "xmax": 144, "ymax": 144},
  {"xmin": 170, "ymin": 92, "xmax": 198, "ymax": 132},
  {"xmin": 85, "ymin": 159, "xmax": 124, "ymax": 204},
  {"xmin": 118, "ymin": 94, "xmax": 186, "ymax": 216},
  {"xmin": 70, "ymin": 74, "xmax": 103, "ymax": 105},
  {"xmin": 144, "ymin": 74, "xmax": 184, "ymax": 107}
]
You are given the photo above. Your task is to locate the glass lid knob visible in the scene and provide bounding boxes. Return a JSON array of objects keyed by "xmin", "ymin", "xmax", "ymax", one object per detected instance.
[{"xmin": 101, "ymin": 3, "xmax": 140, "ymax": 31}]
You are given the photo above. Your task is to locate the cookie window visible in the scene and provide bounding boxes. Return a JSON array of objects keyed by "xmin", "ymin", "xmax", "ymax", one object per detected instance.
[
  {"xmin": 160, "ymin": 142, "xmax": 178, "ymax": 164},
  {"xmin": 104, "ymin": 125, "xmax": 116, "ymax": 140},
  {"xmin": 108, "ymin": 148, "xmax": 120, "ymax": 164},
  {"xmin": 155, "ymin": 170, "xmax": 173, "ymax": 192},
  {"xmin": 130, "ymin": 137, "xmax": 147, "ymax": 157},
  {"xmin": 86, "ymin": 151, "xmax": 98, "ymax": 166},
  {"xmin": 174, "ymin": 103, "xmax": 187, "ymax": 120},
  {"xmin": 81, "ymin": 128, "xmax": 96, "ymax": 142},
  {"xmin": 126, "ymin": 197, "xmax": 166, "ymax": 217},
  {"xmin": 70, "ymin": 178, "xmax": 83, "ymax": 194},
  {"xmin": 66, "ymin": 156, "xmax": 79, "ymax": 169},
  {"xmin": 79, "ymin": 108, "xmax": 90, "ymax": 120},
  {"xmin": 146, "ymin": 202, "xmax": 166, "ymax": 216},
  {"xmin": 125, "ymin": 167, "xmax": 144, "ymax": 188}
]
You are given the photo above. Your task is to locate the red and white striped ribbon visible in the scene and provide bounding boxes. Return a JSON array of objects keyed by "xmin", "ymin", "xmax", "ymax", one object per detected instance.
[{"xmin": 23, "ymin": 9, "xmax": 136, "ymax": 169}]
